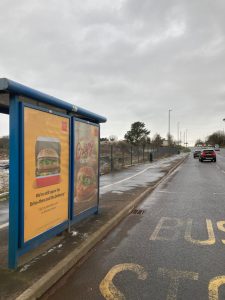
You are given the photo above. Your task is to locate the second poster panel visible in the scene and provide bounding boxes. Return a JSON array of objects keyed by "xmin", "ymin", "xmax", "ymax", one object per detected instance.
[{"xmin": 74, "ymin": 120, "xmax": 99, "ymax": 216}]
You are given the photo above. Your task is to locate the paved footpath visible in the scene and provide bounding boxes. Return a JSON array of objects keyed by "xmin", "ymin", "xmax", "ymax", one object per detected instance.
[{"xmin": 0, "ymin": 154, "xmax": 186, "ymax": 300}]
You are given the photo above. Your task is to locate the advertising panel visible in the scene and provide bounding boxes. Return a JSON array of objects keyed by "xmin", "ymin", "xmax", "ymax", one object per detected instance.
[
  {"xmin": 74, "ymin": 120, "xmax": 99, "ymax": 215},
  {"xmin": 24, "ymin": 107, "xmax": 69, "ymax": 242}
]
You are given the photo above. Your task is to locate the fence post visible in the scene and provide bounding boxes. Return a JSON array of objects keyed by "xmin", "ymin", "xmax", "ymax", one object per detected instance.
[
  {"xmin": 131, "ymin": 146, "xmax": 133, "ymax": 166},
  {"xmin": 143, "ymin": 145, "xmax": 145, "ymax": 162},
  {"xmin": 110, "ymin": 144, "xmax": 113, "ymax": 172},
  {"xmin": 138, "ymin": 146, "xmax": 139, "ymax": 163},
  {"xmin": 122, "ymin": 149, "xmax": 125, "ymax": 166}
]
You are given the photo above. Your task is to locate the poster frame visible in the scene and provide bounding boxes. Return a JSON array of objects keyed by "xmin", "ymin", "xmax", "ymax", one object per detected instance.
[
  {"xmin": 71, "ymin": 117, "xmax": 100, "ymax": 224},
  {"xmin": 19, "ymin": 103, "xmax": 71, "ymax": 250}
]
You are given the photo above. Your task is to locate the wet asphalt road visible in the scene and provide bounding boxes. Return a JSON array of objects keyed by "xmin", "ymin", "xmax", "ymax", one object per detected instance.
[
  {"xmin": 1, "ymin": 151, "xmax": 224, "ymax": 228},
  {"xmin": 0, "ymin": 155, "xmax": 180, "ymax": 228},
  {"xmin": 43, "ymin": 153, "xmax": 225, "ymax": 300}
]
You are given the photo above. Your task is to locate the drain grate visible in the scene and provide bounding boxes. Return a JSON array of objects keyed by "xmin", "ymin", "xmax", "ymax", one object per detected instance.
[{"xmin": 130, "ymin": 209, "xmax": 145, "ymax": 215}]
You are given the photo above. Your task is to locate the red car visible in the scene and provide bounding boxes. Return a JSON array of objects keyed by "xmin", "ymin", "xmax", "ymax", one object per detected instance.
[{"xmin": 199, "ymin": 149, "xmax": 216, "ymax": 162}]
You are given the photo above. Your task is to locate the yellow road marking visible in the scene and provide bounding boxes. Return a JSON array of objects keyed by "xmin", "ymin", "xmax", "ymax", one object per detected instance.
[
  {"xmin": 99, "ymin": 263, "xmax": 148, "ymax": 300},
  {"xmin": 209, "ymin": 276, "xmax": 225, "ymax": 300},
  {"xmin": 217, "ymin": 221, "xmax": 225, "ymax": 244},
  {"xmin": 158, "ymin": 267, "xmax": 199, "ymax": 300},
  {"xmin": 184, "ymin": 218, "xmax": 215, "ymax": 245},
  {"xmin": 150, "ymin": 217, "xmax": 183, "ymax": 241}
]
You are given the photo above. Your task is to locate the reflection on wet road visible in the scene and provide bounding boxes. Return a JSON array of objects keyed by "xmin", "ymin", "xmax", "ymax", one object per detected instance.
[{"xmin": 100, "ymin": 155, "xmax": 183, "ymax": 194}]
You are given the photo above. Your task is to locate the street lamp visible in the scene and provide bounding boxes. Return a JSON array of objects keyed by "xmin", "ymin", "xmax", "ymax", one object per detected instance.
[
  {"xmin": 177, "ymin": 122, "xmax": 180, "ymax": 146},
  {"xmin": 185, "ymin": 129, "xmax": 188, "ymax": 147},
  {"xmin": 168, "ymin": 109, "xmax": 172, "ymax": 143}
]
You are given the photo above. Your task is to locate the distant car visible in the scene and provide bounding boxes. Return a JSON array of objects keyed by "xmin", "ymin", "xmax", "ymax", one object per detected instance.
[
  {"xmin": 193, "ymin": 150, "xmax": 201, "ymax": 158},
  {"xmin": 199, "ymin": 149, "xmax": 216, "ymax": 162}
]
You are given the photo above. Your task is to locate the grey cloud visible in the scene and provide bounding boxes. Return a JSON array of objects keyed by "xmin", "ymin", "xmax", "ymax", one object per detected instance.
[{"xmin": 0, "ymin": 0, "xmax": 225, "ymax": 144}]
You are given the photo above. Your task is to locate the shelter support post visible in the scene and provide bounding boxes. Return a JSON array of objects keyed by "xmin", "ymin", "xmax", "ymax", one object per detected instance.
[{"xmin": 8, "ymin": 95, "xmax": 20, "ymax": 269}]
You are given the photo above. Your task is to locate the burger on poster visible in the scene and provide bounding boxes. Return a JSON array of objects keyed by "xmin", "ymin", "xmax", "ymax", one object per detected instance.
[
  {"xmin": 75, "ymin": 166, "xmax": 97, "ymax": 202},
  {"xmin": 35, "ymin": 144, "xmax": 61, "ymax": 188},
  {"xmin": 36, "ymin": 148, "xmax": 60, "ymax": 176}
]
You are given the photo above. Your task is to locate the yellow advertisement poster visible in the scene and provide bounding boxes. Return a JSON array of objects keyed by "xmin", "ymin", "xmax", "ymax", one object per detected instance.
[
  {"xmin": 74, "ymin": 121, "xmax": 99, "ymax": 215},
  {"xmin": 24, "ymin": 107, "xmax": 69, "ymax": 242}
]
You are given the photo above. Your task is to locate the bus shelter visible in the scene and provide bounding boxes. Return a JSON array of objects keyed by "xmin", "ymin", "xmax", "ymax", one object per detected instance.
[{"xmin": 0, "ymin": 78, "xmax": 106, "ymax": 269}]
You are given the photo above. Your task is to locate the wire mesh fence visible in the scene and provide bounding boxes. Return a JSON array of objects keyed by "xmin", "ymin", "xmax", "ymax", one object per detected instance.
[
  {"xmin": 100, "ymin": 142, "xmax": 179, "ymax": 174},
  {"xmin": 0, "ymin": 144, "xmax": 179, "ymax": 197}
]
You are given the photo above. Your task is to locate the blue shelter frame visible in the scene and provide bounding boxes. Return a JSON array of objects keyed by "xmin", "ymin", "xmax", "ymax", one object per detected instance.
[{"xmin": 0, "ymin": 78, "xmax": 106, "ymax": 269}]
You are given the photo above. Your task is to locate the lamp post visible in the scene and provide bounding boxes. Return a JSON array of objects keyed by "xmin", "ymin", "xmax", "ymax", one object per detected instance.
[
  {"xmin": 185, "ymin": 129, "xmax": 188, "ymax": 147},
  {"xmin": 177, "ymin": 122, "xmax": 180, "ymax": 146},
  {"xmin": 168, "ymin": 109, "xmax": 172, "ymax": 144}
]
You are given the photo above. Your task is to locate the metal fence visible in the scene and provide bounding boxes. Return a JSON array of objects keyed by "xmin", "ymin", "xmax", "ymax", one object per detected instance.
[{"xmin": 100, "ymin": 142, "xmax": 179, "ymax": 174}]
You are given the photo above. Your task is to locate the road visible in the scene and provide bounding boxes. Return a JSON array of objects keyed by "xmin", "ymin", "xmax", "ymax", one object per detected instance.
[
  {"xmin": 0, "ymin": 155, "xmax": 184, "ymax": 266},
  {"xmin": 1, "ymin": 151, "xmax": 224, "ymax": 228},
  {"xmin": 0, "ymin": 155, "xmax": 182, "ymax": 228},
  {"xmin": 42, "ymin": 152, "xmax": 225, "ymax": 300}
]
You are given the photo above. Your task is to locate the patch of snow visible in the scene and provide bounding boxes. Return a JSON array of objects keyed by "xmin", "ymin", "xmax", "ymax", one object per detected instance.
[
  {"xmin": 19, "ymin": 264, "xmax": 30, "ymax": 272},
  {"xmin": 71, "ymin": 231, "xmax": 78, "ymax": 237}
]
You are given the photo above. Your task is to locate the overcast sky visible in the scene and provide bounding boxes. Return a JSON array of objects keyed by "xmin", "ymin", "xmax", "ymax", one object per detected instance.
[{"xmin": 0, "ymin": 0, "xmax": 225, "ymax": 145}]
